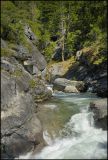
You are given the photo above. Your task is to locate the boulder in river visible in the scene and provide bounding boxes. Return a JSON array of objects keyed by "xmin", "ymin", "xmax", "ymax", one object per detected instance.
[
  {"xmin": 64, "ymin": 85, "xmax": 79, "ymax": 93},
  {"xmin": 53, "ymin": 78, "xmax": 87, "ymax": 93},
  {"xmin": 89, "ymin": 99, "xmax": 107, "ymax": 130}
]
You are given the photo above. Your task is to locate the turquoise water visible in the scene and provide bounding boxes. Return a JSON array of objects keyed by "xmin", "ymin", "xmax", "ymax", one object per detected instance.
[{"xmin": 18, "ymin": 92, "xmax": 107, "ymax": 159}]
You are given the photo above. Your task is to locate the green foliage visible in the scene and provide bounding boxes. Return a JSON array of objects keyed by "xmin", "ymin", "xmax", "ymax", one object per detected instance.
[
  {"xmin": 1, "ymin": 48, "xmax": 15, "ymax": 57},
  {"xmin": 93, "ymin": 56, "xmax": 107, "ymax": 65},
  {"xmin": 29, "ymin": 21, "xmax": 41, "ymax": 39},
  {"xmin": 12, "ymin": 70, "xmax": 23, "ymax": 77},
  {"xmin": 44, "ymin": 42, "xmax": 56, "ymax": 61},
  {"xmin": 1, "ymin": 1, "xmax": 41, "ymax": 44},
  {"xmin": 41, "ymin": 30, "xmax": 50, "ymax": 43},
  {"xmin": 66, "ymin": 30, "xmax": 81, "ymax": 52},
  {"xmin": 1, "ymin": 1, "xmax": 107, "ymax": 63},
  {"xmin": 29, "ymin": 79, "xmax": 37, "ymax": 88}
]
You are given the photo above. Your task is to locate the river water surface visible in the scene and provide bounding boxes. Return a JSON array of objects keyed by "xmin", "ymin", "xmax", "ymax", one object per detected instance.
[{"xmin": 18, "ymin": 91, "xmax": 107, "ymax": 159}]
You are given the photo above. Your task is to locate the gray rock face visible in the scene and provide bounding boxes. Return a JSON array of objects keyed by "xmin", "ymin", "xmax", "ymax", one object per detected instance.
[
  {"xmin": 53, "ymin": 78, "xmax": 86, "ymax": 92},
  {"xmin": 13, "ymin": 44, "xmax": 31, "ymax": 60},
  {"xmin": 64, "ymin": 60, "xmax": 107, "ymax": 97},
  {"xmin": 1, "ymin": 56, "xmax": 51, "ymax": 158},
  {"xmin": 1, "ymin": 28, "xmax": 50, "ymax": 158},
  {"xmin": 12, "ymin": 42, "xmax": 46, "ymax": 72},
  {"xmin": 1, "ymin": 70, "xmax": 44, "ymax": 158},
  {"xmin": 24, "ymin": 25, "xmax": 47, "ymax": 71},
  {"xmin": 92, "ymin": 77, "xmax": 107, "ymax": 98},
  {"xmin": 89, "ymin": 99, "xmax": 107, "ymax": 130},
  {"xmin": 31, "ymin": 43, "xmax": 47, "ymax": 71},
  {"xmin": 1, "ymin": 38, "xmax": 7, "ymax": 48},
  {"xmin": 1, "ymin": 59, "xmax": 15, "ymax": 73},
  {"xmin": 24, "ymin": 25, "xmax": 38, "ymax": 42},
  {"xmin": 47, "ymin": 63, "xmax": 66, "ymax": 82}
]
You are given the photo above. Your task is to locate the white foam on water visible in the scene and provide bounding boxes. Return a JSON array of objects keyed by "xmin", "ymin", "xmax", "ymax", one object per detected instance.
[
  {"xmin": 18, "ymin": 112, "xmax": 107, "ymax": 159},
  {"xmin": 17, "ymin": 94, "xmax": 107, "ymax": 159},
  {"xmin": 33, "ymin": 111, "xmax": 107, "ymax": 159},
  {"xmin": 46, "ymin": 84, "xmax": 53, "ymax": 93},
  {"xmin": 43, "ymin": 130, "xmax": 54, "ymax": 145},
  {"xmin": 16, "ymin": 152, "xmax": 32, "ymax": 159}
]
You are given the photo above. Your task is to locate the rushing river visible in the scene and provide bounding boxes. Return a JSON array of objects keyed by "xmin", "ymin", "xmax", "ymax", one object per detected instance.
[{"xmin": 18, "ymin": 91, "xmax": 107, "ymax": 159}]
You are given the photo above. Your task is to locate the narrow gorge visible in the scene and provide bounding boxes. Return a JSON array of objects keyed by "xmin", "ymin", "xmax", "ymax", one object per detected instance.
[{"xmin": 1, "ymin": 1, "xmax": 107, "ymax": 159}]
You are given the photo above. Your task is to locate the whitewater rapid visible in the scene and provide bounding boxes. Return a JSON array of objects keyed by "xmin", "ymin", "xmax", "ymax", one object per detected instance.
[
  {"xmin": 34, "ymin": 111, "xmax": 107, "ymax": 159},
  {"xmin": 17, "ymin": 92, "xmax": 107, "ymax": 159}
]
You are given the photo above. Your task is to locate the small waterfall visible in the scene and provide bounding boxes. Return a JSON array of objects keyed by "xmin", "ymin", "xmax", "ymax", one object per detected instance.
[{"xmin": 46, "ymin": 84, "xmax": 53, "ymax": 93}]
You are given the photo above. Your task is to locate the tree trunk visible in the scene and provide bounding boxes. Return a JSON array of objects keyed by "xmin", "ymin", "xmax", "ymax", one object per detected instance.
[
  {"xmin": 62, "ymin": 35, "xmax": 65, "ymax": 61},
  {"xmin": 61, "ymin": 18, "xmax": 65, "ymax": 61}
]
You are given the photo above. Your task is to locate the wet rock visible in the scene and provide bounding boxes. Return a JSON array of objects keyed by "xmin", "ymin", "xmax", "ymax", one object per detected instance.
[
  {"xmin": 1, "ymin": 113, "xmax": 43, "ymax": 159},
  {"xmin": 89, "ymin": 99, "xmax": 107, "ymax": 130}
]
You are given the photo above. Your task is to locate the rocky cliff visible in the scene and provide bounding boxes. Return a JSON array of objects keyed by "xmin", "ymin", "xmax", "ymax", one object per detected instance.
[{"xmin": 1, "ymin": 26, "xmax": 52, "ymax": 159}]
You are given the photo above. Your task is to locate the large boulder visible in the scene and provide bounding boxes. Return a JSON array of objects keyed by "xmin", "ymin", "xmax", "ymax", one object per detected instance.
[
  {"xmin": 53, "ymin": 78, "xmax": 86, "ymax": 92},
  {"xmin": 30, "ymin": 43, "xmax": 47, "ymax": 71},
  {"xmin": 12, "ymin": 44, "xmax": 31, "ymax": 60},
  {"xmin": 89, "ymin": 99, "xmax": 107, "ymax": 130},
  {"xmin": 46, "ymin": 63, "xmax": 70, "ymax": 83},
  {"xmin": 86, "ymin": 73, "xmax": 107, "ymax": 98},
  {"xmin": 64, "ymin": 85, "xmax": 79, "ymax": 93}
]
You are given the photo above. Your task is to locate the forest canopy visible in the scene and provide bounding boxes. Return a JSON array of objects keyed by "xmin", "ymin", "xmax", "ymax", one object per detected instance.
[{"xmin": 1, "ymin": 0, "xmax": 107, "ymax": 61}]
